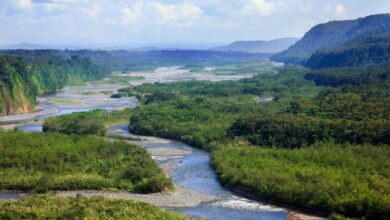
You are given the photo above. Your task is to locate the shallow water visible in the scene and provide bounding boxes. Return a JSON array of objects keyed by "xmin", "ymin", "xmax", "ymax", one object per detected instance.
[
  {"xmin": 108, "ymin": 125, "xmax": 288, "ymax": 220},
  {"xmin": 12, "ymin": 106, "xmax": 290, "ymax": 220},
  {"xmin": 3, "ymin": 78, "xmax": 298, "ymax": 220}
]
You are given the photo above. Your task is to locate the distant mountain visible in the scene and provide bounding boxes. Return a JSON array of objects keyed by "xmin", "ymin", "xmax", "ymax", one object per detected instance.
[
  {"xmin": 272, "ymin": 14, "xmax": 390, "ymax": 64},
  {"xmin": 0, "ymin": 43, "xmax": 50, "ymax": 50},
  {"xmin": 210, "ymin": 38, "xmax": 299, "ymax": 53},
  {"xmin": 306, "ymin": 32, "xmax": 390, "ymax": 69}
]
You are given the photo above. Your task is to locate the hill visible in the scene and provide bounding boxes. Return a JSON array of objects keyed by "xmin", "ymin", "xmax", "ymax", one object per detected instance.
[
  {"xmin": 210, "ymin": 38, "xmax": 298, "ymax": 53},
  {"xmin": 0, "ymin": 51, "xmax": 106, "ymax": 115},
  {"xmin": 306, "ymin": 32, "xmax": 390, "ymax": 69},
  {"xmin": 271, "ymin": 14, "xmax": 390, "ymax": 64}
]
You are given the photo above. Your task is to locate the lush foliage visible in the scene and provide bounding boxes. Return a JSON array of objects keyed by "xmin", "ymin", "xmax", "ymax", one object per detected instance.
[
  {"xmin": 212, "ymin": 143, "xmax": 390, "ymax": 219},
  {"xmin": 128, "ymin": 66, "xmax": 319, "ymax": 150},
  {"xmin": 0, "ymin": 131, "xmax": 172, "ymax": 193},
  {"xmin": 306, "ymin": 32, "xmax": 390, "ymax": 69},
  {"xmin": 304, "ymin": 66, "xmax": 390, "ymax": 87},
  {"xmin": 0, "ymin": 194, "xmax": 186, "ymax": 220},
  {"xmin": 0, "ymin": 52, "xmax": 107, "ymax": 115},
  {"xmin": 126, "ymin": 58, "xmax": 389, "ymax": 218},
  {"xmin": 43, "ymin": 109, "xmax": 134, "ymax": 135},
  {"xmin": 131, "ymin": 95, "xmax": 262, "ymax": 151},
  {"xmin": 272, "ymin": 14, "xmax": 390, "ymax": 64},
  {"xmin": 43, "ymin": 110, "xmax": 106, "ymax": 135},
  {"xmin": 70, "ymin": 50, "xmax": 270, "ymax": 72},
  {"xmin": 231, "ymin": 83, "xmax": 390, "ymax": 148},
  {"xmin": 231, "ymin": 114, "xmax": 389, "ymax": 148}
]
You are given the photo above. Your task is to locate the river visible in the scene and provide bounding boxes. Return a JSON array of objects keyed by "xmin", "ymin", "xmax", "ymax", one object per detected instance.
[{"xmin": 0, "ymin": 68, "xmax": 321, "ymax": 220}]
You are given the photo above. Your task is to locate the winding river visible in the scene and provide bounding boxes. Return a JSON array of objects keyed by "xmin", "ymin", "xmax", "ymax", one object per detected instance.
[{"xmin": 0, "ymin": 69, "xmax": 321, "ymax": 220}]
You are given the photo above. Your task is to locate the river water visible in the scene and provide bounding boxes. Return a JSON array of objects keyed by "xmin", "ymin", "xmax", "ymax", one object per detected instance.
[{"xmin": 1, "ymin": 69, "xmax": 320, "ymax": 220}]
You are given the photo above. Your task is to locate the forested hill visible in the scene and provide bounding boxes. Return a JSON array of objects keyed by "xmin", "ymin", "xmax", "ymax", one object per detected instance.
[
  {"xmin": 67, "ymin": 49, "xmax": 270, "ymax": 72},
  {"xmin": 210, "ymin": 38, "xmax": 299, "ymax": 53},
  {"xmin": 0, "ymin": 51, "xmax": 106, "ymax": 116},
  {"xmin": 306, "ymin": 32, "xmax": 390, "ymax": 68},
  {"xmin": 271, "ymin": 13, "xmax": 390, "ymax": 64}
]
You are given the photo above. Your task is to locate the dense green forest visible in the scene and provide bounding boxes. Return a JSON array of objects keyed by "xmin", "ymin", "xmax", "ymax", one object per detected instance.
[
  {"xmin": 0, "ymin": 51, "xmax": 106, "ymax": 115},
  {"xmin": 124, "ymin": 60, "xmax": 390, "ymax": 218},
  {"xmin": 0, "ymin": 131, "xmax": 172, "ymax": 193},
  {"xmin": 2, "ymin": 49, "xmax": 269, "ymax": 72},
  {"xmin": 272, "ymin": 14, "xmax": 390, "ymax": 64},
  {"xmin": 306, "ymin": 32, "xmax": 390, "ymax": 68},
  {"xmin": 212, "ymin": 143, "xmax": 390, "ymax": 219},
  {"xmin": 127, "ymin": 66, "xmax": 320, "ymax": 150},
  {"xmin": 0, "ymin": 49, "xmax": 269, "ymax": 116},
  {"xmin": 2, "ymin": 22, "xmax": 390, "ymax": 218},
  {"xmin": 231, "ymin": 77, "xmax": 390, "ymax": 148},
  {"xmin": 43, "ymin": 109, "xmax": 133, "ymax": 135},
  {"xmin": 67, "ymin": 50, "xmax": 270, "ymax": 72},
  {"xmin": 0, "ymin": 194, "xmax": 186, "ymax": 220}
]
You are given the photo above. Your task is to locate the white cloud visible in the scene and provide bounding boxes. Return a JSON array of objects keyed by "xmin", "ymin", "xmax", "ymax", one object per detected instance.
[
  {"xmin": 335, "ymin": 3, "xmax": 346, "ymax": 16},
  {"xmin": 41, "ymin": 2, "xmax": 66, "ymax": 12},
  {"xmin": 120, "ymin": 1, "xmax": 202, "ymax": 26},
  {"xmin": 121, "ymin": 1, "xmax": 144, "ymax": 25},
  {"xmin": 149, "ymin": 1, "xmax": 203, "ymax": 25},
  {"xmin": 10, "ymin": 0, "xmax": 34, "ymax": 11},
  {"xmin": 82, "ymin": 4, "xmax": 102, "ymax": 18},
  {"xmin": 242, "ymin": 0, "xmax": 276, "ymax": 16}
]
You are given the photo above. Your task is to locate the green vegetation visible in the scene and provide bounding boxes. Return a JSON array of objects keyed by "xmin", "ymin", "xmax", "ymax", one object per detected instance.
[
  {"xmin": 307, "ymin": 32, "xmax": 390, "ymax": 69},
  {"xmin": 0, "ymin": 194, "xmax": 186, "ymax": 220},
  {"xmin": 231, "ymin": 83, "xmax": 390, "ymax": 148},
  {"xmin": 68, "ymin": 50, "xmax": 269, "ymax": 72},
  {"xmin": 102, "ymin": 75, "xmax": 145, "ymax": 85},
  {"xmin": 212, "ymin": 143, "xmax": 390, "ymax": 219},
  {"xmin": 125, "ymin": 58, "xmax": 389, "ymax": 218},
  {"xmin": 304, "ymin": 66, "xmax": 390, "ymax": 87},
  {"xmin": 128, "ymin": 66, "xmax": 319, "ymax": 151},
  {"xmin": 231, "ymin": 114, "xmax": 389, "ymax": 148},
  {"xmin": 272, "ymin": 14, "xmax": 390, "ymax": 64},
  {"xmin": 0, "ymin": 52, "xmax": 107, "ymax": 115},
  {"xmin": 183, "ymin": 60, "xmax": 277, "ymax": 75},
  {"xmin": 0, "ymin": 131, "xmax": 172, "ymax": 193},
  {"xmin": 2, "ymin": 34, "xmax": 390, "ymax": 218},
  {"xmin": 0, "ymin": 49, "xmax": 268, "ymax": 115},
  {"xmin": 43, "ymin": 109, "xmax": 133, "ymax": 135}
]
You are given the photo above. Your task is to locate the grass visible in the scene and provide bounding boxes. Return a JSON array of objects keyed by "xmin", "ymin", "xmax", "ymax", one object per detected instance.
[
  {"xmin": 0, "ymin": 194, "xmax": 187, "ymax": 220},
  {"xmin": 0, "ymin": 131, "xmax": 173, "ymax": 193}
]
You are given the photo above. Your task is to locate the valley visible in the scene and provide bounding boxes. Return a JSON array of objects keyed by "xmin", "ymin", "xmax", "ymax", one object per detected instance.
[
  {"xmin": 0, "ymin": 62, "xmax": 321, "ymax": 220},
  {"xmin": 0, "ymin": 9, "xmax": 389, "ymax": 220}
]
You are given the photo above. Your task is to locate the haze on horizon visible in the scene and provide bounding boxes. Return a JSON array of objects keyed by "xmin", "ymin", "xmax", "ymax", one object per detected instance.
[{"xmin": 1, "ymin": 0, "xmax": 390, "ymax": 48}]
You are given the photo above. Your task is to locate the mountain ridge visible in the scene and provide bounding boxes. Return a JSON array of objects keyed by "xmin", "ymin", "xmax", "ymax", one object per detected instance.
[
  {"xmin": 210, "ymin": 38, "xmax": 299, "ymax": 53},
  {"xmin": 271, "ymin": 13, "xmax": 390, "ymax": 64}
]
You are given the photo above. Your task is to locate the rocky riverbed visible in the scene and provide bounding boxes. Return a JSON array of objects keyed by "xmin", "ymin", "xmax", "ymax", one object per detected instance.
[{"xmin": 0, "ymin": 67, "xmax": 324, "ymax": 220}]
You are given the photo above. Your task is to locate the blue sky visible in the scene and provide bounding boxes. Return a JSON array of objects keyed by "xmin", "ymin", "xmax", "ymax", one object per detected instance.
[{"xmin": 1, "ymin": 0, "xmax": 390, "ymax": 46}]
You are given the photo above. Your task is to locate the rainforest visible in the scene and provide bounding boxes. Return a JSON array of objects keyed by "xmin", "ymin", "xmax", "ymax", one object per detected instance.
[{"xmin": 0, "ymin": 5, "xmax": 390, "ymax": 220}]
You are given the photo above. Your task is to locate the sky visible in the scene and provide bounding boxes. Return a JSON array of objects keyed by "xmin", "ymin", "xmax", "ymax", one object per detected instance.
[{"xmin": 1, "ymin": 0, "xmax": 390, "ymax": 47}]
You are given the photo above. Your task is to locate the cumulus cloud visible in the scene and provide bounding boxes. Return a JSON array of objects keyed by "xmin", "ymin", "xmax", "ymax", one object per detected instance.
[
  {"xmin": 149, "ymin": 1, "xmax": 203, "ymax": 25},
  {"xmin": 1, "ymin": 0, "xmax": 389, "ymax": 45},
  {"xmin": 121, "ymin": 1, "xmax": 144, "ymax": 25},
  {"xmin": 241, "ymin": 0, "xmax": 276, "ymax": 16},
  {"xmin": 120, "ymin": 1, "xmax": 203, "ymax": 26}
]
